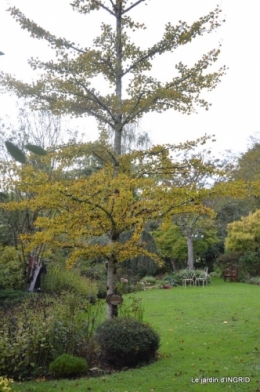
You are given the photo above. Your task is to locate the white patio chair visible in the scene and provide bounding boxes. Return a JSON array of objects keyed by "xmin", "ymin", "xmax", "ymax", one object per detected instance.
[
  {"xmin": 181, "ymin": 269, "xmax": 195, "ymax": 288},
  {"xmin": 195, "ymin": 267, "xmax": 209, "ymax": 287}
]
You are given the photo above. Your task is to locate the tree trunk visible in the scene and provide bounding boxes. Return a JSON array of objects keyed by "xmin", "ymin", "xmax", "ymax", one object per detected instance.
[
  {"xmin": 106, "ymin": 2, "xmax": 123, "ymax": 319},
  {"xmin": 113, "ymin": 1, "xmax": 123, "ymax": 156},
  {"xmin": 187, "ymin": 235, "xmax": 195, "ymax": 270},
  {"xmin": 106, "ymin": 255, "xmax": 118, "ymax": 319},
  {"xmin": 170, "ymin": 258, "xmax": 178, "ymax": 272}
]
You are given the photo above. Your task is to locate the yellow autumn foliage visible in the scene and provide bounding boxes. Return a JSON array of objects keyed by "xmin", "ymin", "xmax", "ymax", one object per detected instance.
[
  {"xmin": 2, "ymin": 137, "xmax": 259, "ymax": 270},
  {"xmin": 225, "ymin": 209, "xmax": 260, "ymax": 253},
  {"xmin": 0, "ymin": 139, "xmax": 228, "ymax": 268}
]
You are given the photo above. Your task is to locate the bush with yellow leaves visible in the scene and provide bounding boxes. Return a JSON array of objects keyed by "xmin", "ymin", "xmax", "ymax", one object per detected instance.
[{"xmin": 0, "ymin": 377, "xmax": 13, "ymax": 392}]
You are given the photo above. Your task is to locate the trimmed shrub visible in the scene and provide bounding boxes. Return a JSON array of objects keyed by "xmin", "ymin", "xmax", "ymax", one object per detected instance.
[
  {"xmin": 49, "ymin": 354, "xmax": 88, "ymax": 378},
  {"xmin": 95, "ymin": 317, "xmax": 160, "ymax": 368}
]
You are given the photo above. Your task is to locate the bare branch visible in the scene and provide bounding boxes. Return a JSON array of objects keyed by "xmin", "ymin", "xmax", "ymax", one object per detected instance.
[
  {"xmin": 122, "ymin": 70, "xmax": 198, "ymax": 122},
  {"xmin": 122, "ymin": 47, "xmax": 161, "ymax": 76},
  {"xmin": 91, "ymin": 150, "xmax": 108, "ymax": 164},
  {"xmin": 99, "ymin": 55, "xmax": 115, "ymax": 76},
  {"xmin": 67, "ymin": 45, "xmax": 87, "ymax": 55},
  {"xmin": 122, "ymin": 91, "xmax": 146, "ymax": 125},
  {"xmin": 60, "ymin": 189, "xmax": 117, "ymax": 228},
  {"xmin": 8, "ymin": 7, "xmax": 88, "ymax": 54},
  {"xmin": 108, "ymin": 0, "xmax": 116, "ymax": 11},
  {"xmin": 36, "ymin": 85, "xmax": 115, "ymax": 128},
  {"xmin": 161, "ymin": 200, "xmax": 193, "ymax": 218},
  {"xmin": 91, "ymin": 0, "xmax": 116, "ymax": 16},
  {"xmin": 122, "ymin": 0, "xmax": 146, "ymax": 14},
  {"xmin": 75, "ymin": 79, "xmax": 116, "ymax": 122},
  {"xmin": 107, "ymin": 150, "xmax": 119, "ymax": 167}
]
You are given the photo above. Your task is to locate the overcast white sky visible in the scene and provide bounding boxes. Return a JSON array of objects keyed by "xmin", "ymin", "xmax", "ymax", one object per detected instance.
[{"xmin": 1, "ymin": 0, "xmax": 260, "ymax": 155}]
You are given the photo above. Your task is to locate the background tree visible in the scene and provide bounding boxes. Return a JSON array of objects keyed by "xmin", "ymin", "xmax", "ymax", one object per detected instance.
[
  {"xmin": 225, "ymin": 210, "xmax": 260, "ymax": 254},
  {"xmin": 0, "ymin": 105, "xmax": 80, "ymax": 158},
  {"xmin": 119, "ymin": 230, "xmax": 158, "ymax": 279},
  {"xmin": 153, "ymin": 148, "xmax": 224, "ymax": 269},
  {"xmin": 101, "ymin": 121, "xmax": 152, "ymax": 154},
  {"xmin": 208, "ymin": 137, "xmax": 260, "ymax": 259},
  {"xmin": 225, "ymin": 209, "xmax": 260, "ymax": 276},
  {"xmin": 153, "ymin": 216, "xmax": 218, "ymax": 271},
  {"xmin": 231, "ymin": 138, "xmax": 260, "ymax": 211},
  {"xmin": 0, "ymin": 106, "xmax": 83, "ymax": 250},
  {"xmin": 232, "ymin": 139, "xmax": 260, "ymax": 183},
  {"xmin": 173, "ymin": 213, "xmax": 218, "ymax": 269},
  {"xmin": 152, "ymin": 223, "xmax": 186, "ymax": 271},
  {"xmin": 213, "ymin": 196, "xmax": 252, "ymax": 244}
]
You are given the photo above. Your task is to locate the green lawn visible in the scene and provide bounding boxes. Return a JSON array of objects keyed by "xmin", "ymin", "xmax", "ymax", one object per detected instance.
[{"xmin": 14, "ymin": 278, "xmax": 260, "ymax": 392}]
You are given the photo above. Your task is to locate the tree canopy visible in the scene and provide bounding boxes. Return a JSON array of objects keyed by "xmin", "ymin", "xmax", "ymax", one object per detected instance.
[
  {"xmin": 0, "ymin": 136, "xmax": 221, "ymax": 266},
  {"xmin": 1, "ymin": 1, "xmax": 226, "ymax": 154},
  {"xmin": 225, "ymin": 209, "xmax": 260, "ymax": 254}
]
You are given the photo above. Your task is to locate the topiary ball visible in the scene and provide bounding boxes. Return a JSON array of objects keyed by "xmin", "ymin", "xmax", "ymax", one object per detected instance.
[
  {"xmin": 49, "ymin": 354, "xmax": 88, "ymax": 378},
  {"xmin": 95, "ymin": 317, "xmax": 160, "ymax": 368}
]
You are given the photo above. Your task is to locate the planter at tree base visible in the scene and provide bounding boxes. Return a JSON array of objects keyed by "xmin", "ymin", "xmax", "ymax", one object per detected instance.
[{"xmin": 106, "ymin": 294, "xmax": 123, "ymax": 305}]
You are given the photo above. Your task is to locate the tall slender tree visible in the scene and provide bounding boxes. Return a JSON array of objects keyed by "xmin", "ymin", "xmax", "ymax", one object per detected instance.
[{"xmin": 1, "ymin": 1, "xmax": 225, "ymax": 156}]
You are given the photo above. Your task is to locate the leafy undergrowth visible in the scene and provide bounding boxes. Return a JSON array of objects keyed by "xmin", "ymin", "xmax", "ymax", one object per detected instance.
[{"xmin": 14, "ymin": 278, "xmax": 260, "ymax": 392}]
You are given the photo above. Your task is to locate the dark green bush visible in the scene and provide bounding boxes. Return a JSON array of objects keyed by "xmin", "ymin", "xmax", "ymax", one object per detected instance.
[
  {"xmin": 0, "ymin": 289, "xmax": 27, "ymax": 309},
  {"xmin": 238, "ymin": 252, "xmax": 260, "ymax": 277},
  {"xmin": 49, "ymin": 354, "xmax": 88, "ymax": 378},
  {"xmin": 95, "ymin": 317, "xmax": 160, "ymax": 368}
]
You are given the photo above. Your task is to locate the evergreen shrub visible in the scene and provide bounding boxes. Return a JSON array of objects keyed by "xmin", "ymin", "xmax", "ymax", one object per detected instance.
[
  {"xmin": 49, "ymin": 354, "xmax": 88, "ymax": 378},
  {"xmin": 95, "ymin": 317, "xmax": 160, "ymax": 368}
]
